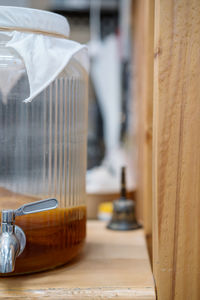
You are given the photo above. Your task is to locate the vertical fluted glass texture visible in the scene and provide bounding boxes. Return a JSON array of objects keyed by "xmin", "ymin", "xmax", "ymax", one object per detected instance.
[
  {"xmin": 0, "ymin": 61, "xmax": 88, "ymax": 208},
  {"xmin": 0, "ymin": 39, "xmax": 88, "ymax": 275}
]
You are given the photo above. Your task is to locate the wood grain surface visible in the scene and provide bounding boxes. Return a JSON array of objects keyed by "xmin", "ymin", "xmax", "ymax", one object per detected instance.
[
  {"xmin": 0, "ymin": 221, "xmax": 155, "ymax": 299},
  {"xmin": 153, "ymin": 0, "xmax": 200, "ymax": 299},
  {"xmin": 133, "ymin": 0, "xmax": 154, "ymax": 257}
]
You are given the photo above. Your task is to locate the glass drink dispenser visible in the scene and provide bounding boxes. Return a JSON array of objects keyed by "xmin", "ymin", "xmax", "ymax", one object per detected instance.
[{"xmin": 0, "ymin": 7, "xmax": 88, "ymax": 275}]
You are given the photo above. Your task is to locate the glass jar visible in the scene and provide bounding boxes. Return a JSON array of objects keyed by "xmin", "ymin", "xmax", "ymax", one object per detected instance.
[{"xmin": 0, "ymin": 8, "xmax": 88, "ymax": 275}]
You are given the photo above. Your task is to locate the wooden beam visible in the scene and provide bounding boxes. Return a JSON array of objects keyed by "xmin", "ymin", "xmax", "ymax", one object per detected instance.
[
  {"xmin": 153, "ymin": 0, "xmax": 200, "ymax": 298},
  {"xmin": 132, "ymin": 0, "xmax": 154, "ymax": 256}
]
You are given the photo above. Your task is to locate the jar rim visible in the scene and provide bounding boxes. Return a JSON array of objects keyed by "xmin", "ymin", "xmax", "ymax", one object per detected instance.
[{"xmin": 0, "ymin": 6, "xmax": 69, "ymax": 39}]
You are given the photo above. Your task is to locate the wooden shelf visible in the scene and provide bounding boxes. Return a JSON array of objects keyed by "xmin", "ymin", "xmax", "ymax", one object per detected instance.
[{"xmin": 0, "ymin": 221, "xmax": 155, "ymax": 299}]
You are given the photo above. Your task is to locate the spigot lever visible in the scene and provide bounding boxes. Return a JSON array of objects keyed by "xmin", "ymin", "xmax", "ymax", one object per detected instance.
[
  {"xmin": 15, "ymin": 198, "xmax": 58, "ymax": 217},
  {"xmin": 0, "ymin": 198, "xmax": 58, "ymax": 273}
]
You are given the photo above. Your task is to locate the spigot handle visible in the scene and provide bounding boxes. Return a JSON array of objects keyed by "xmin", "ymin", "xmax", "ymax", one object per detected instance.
[{"xmin": 15, "ymin": 198, "xmax": 58, "ymax": 217}]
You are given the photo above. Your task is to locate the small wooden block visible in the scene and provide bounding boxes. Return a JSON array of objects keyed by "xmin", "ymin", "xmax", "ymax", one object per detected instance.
[{"xmin": 0, "ymin": 221, "xmax": 155, "ymax": 299}]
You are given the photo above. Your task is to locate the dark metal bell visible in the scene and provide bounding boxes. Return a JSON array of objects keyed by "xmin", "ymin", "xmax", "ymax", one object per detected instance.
[{"xmin": 107, "ymin": 167, "xmax": 141, "ymax": 231}]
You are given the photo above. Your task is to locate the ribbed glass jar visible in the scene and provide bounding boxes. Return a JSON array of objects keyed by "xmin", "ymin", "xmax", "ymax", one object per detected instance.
[{"xmin": 0, "ymin": 33, "xmax": 88, "ymax": 275}]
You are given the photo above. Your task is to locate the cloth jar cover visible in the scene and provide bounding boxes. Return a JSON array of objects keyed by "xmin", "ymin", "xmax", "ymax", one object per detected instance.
[{"xmin": 0, "ymin": 6, "xmax": 88, "ymax": 102}]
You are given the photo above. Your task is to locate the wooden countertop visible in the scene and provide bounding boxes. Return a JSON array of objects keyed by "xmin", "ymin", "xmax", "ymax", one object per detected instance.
[{"xmin": 0, "ymin": 221, "xmax": 155, "ymax": 299}]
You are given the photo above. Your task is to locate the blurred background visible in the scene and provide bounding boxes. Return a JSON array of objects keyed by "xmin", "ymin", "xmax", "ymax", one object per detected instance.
[{"xmin": 0, "ymin": 0, "xmax": 136, "ymax": 218}]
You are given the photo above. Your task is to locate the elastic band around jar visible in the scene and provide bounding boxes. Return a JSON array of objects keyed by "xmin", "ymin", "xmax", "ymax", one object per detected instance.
[{"xmin": 0, "ymin": 26, "xmax": 69, "ymax": 39}]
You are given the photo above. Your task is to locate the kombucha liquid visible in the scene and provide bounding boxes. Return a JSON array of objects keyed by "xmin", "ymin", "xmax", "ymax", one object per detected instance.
[{"xmin": 0, "ymin": 188, "xmax": 86, "ymax": 275}]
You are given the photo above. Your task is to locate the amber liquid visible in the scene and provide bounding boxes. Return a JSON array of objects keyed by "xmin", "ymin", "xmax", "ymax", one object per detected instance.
[{"xmin": 0, "ymin": 188, "xmax": 86, "ymax": 276}]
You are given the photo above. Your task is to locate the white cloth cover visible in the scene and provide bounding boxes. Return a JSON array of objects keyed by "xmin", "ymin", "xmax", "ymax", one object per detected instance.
[{"xmin": 0, "ymin": 6, "xmax": 88, "ymax": 102}]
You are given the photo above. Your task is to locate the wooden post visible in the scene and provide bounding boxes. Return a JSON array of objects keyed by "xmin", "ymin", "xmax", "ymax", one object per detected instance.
[
  {"xmin": 133, "ymin": 0, "xmax": 154, "ymax": 257},
  {"xmin": 153, "ymin": 0, "xmax": 200, "ymax": 298}
]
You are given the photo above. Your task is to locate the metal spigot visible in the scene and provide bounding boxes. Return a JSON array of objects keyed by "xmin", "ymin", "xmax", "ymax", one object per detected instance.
[{"xmin": 0, "ymin": 198, "xmax": 58, "ymax": 273}]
